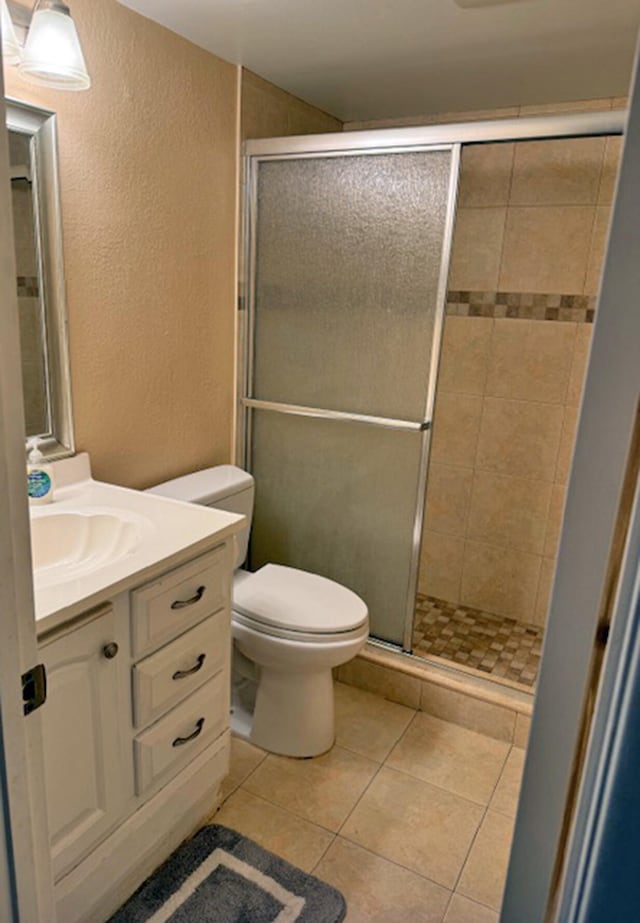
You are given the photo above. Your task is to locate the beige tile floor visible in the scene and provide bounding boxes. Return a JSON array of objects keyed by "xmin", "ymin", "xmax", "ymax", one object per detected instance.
[{"xmin": 213, "ymin": 681, "xmax": 526, "ymax": 922}]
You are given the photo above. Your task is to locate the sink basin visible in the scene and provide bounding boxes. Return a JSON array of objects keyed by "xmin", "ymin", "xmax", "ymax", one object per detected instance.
[{"xmin": 30, "ymin": 509, "xmax": 149, "ymax": 586}]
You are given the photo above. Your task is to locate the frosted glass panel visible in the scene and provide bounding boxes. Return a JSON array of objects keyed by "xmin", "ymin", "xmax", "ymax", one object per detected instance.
[
  {"xmin": 253, "ymin": 151, "xmax": 452, "ymax": 420},
  {"xmin": 248, "ymin": 410, "xmax": 426, "ymax": 645}
]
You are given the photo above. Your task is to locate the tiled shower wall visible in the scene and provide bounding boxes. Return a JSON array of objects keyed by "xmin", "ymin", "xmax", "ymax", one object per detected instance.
[{"xmin": 416, "ymin": 104, "xmax": 623, "ymax": 629}]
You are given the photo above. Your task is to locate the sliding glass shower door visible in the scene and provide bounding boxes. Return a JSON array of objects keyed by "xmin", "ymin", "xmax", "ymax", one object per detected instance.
[{"xmin": 242, "ymin": 145, "xmax": 459, "ymax": 646}]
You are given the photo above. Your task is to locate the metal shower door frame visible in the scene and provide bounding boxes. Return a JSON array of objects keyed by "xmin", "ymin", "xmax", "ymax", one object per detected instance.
[
  {"xmin": 237, "ymin": 108, "xmax": 626, "ymax": 653},
  {"xmin": 239, "ymin": 140, "xmax": 461, "ymax": 650}
]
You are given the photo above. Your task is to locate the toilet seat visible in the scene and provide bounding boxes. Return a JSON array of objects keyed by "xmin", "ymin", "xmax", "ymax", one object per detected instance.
[
  {"xmin": 233, "ymin": 563, "xmax": 368, "ymax": 637},
  {"xmin": 232, "ymin": 608, "xmax": 369, "ymax": 644}
]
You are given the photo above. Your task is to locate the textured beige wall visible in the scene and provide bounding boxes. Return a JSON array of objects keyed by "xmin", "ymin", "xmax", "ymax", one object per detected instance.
[
  {"xmin": 241, "ymin": 69, "xmax": 342, "ymax": 140},
  {"xmin": 413, "ymin": 99, "xmax": 625, "ymax": 631},
  {"xmin": 4, "ymin": 0, "xmax": 239, "ymax": 489}
]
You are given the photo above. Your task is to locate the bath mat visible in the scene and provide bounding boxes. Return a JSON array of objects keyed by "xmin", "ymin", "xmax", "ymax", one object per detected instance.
[{"xmin": 109, "ymin": 824, "xmax": 346, "ymax": 922}]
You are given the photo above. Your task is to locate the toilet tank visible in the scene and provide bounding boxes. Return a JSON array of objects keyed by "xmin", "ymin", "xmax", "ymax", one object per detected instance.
[{"xmin": 147, "ymin": 465, "xmax": 254, "ymax": 569}]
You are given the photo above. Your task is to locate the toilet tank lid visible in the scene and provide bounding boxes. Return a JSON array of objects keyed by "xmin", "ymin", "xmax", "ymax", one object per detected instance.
[{"xmin": 146, "ymin": 465, "xmax": 254, "ymax": 505}]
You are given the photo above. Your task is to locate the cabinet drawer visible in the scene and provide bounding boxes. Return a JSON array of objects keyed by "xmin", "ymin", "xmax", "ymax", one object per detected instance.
[
  {"xmin": 134, "ymin": 672, "xmax": 228, "ymax": 795},
  {"xmin": 133, "ymin": 612, "xmax": 229, "ymax": 728},
  {"xmin": 131, "ymin": 547, "xmax": 229, "ymax": 656}
]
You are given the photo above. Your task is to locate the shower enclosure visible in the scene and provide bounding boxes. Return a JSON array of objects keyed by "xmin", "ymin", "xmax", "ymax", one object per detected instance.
[{"xmin": 239, "ymin": 111, "xmax": 625, "ymax": 686}]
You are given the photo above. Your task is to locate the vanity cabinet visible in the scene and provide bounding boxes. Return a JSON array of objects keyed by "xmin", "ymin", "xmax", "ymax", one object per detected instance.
[
  {"xmin": 129, "ymin": 548, "xmax": 231, "ymax": 797},
  {"xmin": 39, "ymin": 602, "xmax": 127, "ymax": 882},
  {"xmin": 39, "ymin": 542, "xmax": 234, "ymax": 923}
]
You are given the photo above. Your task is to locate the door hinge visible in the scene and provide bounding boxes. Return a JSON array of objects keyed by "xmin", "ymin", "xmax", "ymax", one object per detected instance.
[{"xmin": 21, "ymin": 664, "xmax": 47, "ymax": 716}]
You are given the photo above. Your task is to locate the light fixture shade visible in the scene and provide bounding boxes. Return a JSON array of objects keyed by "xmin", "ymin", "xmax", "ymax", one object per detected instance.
[
  {"xmin": 1, "ymin": 0, "xmax": 22, "ymax": 65},
  {"xmin": 18, "ymin": 1, "xmax": 90, "ymax": 90}
]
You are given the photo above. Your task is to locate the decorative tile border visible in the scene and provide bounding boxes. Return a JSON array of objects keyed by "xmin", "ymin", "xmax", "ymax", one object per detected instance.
[
  {"xmin": 16, "ymin": 276, "xmax": 39, "ymax": 297},
  {"xmin": 446, "ymin": 290, "xmax": 596, "ymax": 323}
]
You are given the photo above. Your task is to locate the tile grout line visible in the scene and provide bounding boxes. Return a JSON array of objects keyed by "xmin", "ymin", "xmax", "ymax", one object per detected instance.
[
  {"xmin": 334, "ymin": 715, "xmax": 417, "ymax": 764},
  {"xmin": 313, "ymin": 831, "xmax": 455, "ymax": 903},
  {"xmin": 310, "ymin": 705, "xmax": 421, "ymax": 875},
  {"xmin": 583, "ymin": 144, "xmax": 607, "ymax": 295},
  {"xmin": 226, "ymin": 747, "xmax": 269, "ymax": 790},
  {"xmin": 450, "ymin": 742, "xmax": 514, "ymax": 900},
  {"xmin": 333, "ymin": 760, "xmax": 388, "ymax": 837},
  {"xmin": 550, "ymin": 400, "xmax": 570, "ymax": 488},
  {"xmin": 391, "ymin": 705, "xmax": 421, "ymax": 749},
  {"xmin": 452, "ymin": 801, "xmax": 489, "ymax": 897},
  {"xmin": 385, "ymin": 709, "xmax": 515, "ymax": 807},
  {"xmin": 219, "ymin": 776, "xmax": 340, "ymax": 875},
  {"xmin": 334, "ymin": 710, "xmax": 513, "ymax": 895},
  {"xmin": 234, "ymin": 740, "xmax": 387, "ymax": 836},
  {"xmin": 438, "ymin": 385, "xmax": 582, "ymax": 406},
  {"xmin": 439, "ymin": 387, "xmax": 580, "ymax": 410},
  {"xmin": 427, "ymin": 515, "xmax": 557, "ymax": 541},
  {"xmin": 489, "ymin": 134, "xmax": 515, "ymax": 296},
  {"xmin": 456, "ymin": 200, "xmax": 607, "ymax": 211},
  {"xmin": 332, "ymin": 768, "xmax": 462, "ymax": 899},
  {"xmin": 458, "ymin": 321, "xmax": 494, "ymax": 610},
  {"xmin": 330, "ymin": 710, "xmax": 422, "ymax": 843},
  {"xmin": 377, "ymin": 760, "xmax": 508, "ymax": 812},
  {"xmin": 331, "ymin": 756, "xmax": 500, "ymax": 903},
  {"xmin": 229, "ymin": 777, "xmax": 340, "ymax": 836},
  {"xmin": 218, "ymin": 748, "xmax": 270, "ymax": 805},
  {"xmin": 309, "ymin": 833, "xmax": 337, "ymax": 876}
]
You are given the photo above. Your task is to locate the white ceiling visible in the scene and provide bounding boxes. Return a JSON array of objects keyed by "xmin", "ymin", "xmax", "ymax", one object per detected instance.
[{"xmin": 117, "ymin": 0, "xmax": 640, "ymax": 121}]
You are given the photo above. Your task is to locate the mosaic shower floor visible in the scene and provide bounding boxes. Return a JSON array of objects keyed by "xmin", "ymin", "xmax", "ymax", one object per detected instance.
[{"xmin": 413, "ymin": 595, "xmax": 543, "ymax": 688}]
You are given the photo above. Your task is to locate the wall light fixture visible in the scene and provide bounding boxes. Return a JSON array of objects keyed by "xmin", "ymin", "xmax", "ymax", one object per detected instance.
[{"xmin": 2, "ymin": 0, "xmax": 91, "ymax": 91}]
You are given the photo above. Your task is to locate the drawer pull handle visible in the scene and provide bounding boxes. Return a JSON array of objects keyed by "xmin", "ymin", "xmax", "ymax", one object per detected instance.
[
  {"xmin": 172, "ymin": 717, "xmax": 205, "ymax": 747},
  {"xmin": 172, "ymin": 653, "xmax": 206, "ymax": 681},
  {"xmin": 170, "ymin": 585, "xmax": 206, "ymax": 610}
]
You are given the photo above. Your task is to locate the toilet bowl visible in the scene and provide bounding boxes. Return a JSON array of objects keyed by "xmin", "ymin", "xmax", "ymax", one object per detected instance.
[{"xmin": 147, "ymin": 466, "xmax": 369, "ymax": 757}]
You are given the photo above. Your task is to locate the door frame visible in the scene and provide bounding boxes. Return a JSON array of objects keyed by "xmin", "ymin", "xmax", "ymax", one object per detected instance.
[
  {"xmin": 501, "ymin": 51, "xmax": 640, "ymax": 923},
  {"xmin": 560, "ymin": 457, "xmax": 640, "ymax": 920},
  {"xmin": 0, "ymin": 58, "xmax": 56, "ymax": 923},
  {"xmin": 238, "ymin": 107, "xmax": 627, "ymax": 654}
]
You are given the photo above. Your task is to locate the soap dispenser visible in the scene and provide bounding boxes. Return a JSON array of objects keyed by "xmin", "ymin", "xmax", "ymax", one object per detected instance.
[{"xmin": 27, "ymin": 438, "xmax": 55, "ymax": 504}]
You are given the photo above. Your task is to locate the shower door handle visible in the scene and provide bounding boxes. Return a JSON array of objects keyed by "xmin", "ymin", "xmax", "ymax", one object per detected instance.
[{"xmin": 242, "ymin": 398, "xmax": 432, "ymax": 433}]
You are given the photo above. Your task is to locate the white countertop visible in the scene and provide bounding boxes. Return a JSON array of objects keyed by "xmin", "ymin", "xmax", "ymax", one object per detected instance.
[{"xmin": 33, "ymin": 456, "xmax": 244, "ymax": 636}]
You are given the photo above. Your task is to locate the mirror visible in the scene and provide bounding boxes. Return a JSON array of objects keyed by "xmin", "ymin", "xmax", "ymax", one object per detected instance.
[{"xmin": 7, "ymin": 99, "xmax": 74, "ymax": 458}]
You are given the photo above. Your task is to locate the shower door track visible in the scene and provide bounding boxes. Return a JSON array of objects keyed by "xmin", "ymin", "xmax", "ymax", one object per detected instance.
[
  {"xmin": 238, "ymin": 107, "xmax": 627, "ymax": 655},
  {"xmin": 244, "ymin": 110, "xmax": 625, "ymax": 158}
]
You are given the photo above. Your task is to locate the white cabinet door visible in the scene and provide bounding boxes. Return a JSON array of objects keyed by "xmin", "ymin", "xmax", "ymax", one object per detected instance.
[{"xmin": 39, "ymin": 604, "xmax": 126, "ymax": 881}]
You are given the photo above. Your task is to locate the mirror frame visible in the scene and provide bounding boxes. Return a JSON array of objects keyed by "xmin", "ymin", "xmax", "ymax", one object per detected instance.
[{"xmin": 6, "ymin": 98, "xmax": 74, "ymax": 459}]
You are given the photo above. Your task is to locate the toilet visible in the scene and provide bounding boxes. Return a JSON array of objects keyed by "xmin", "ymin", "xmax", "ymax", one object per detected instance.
[{"xmin": 148, "ymin": 465, "xmax": 369, "ymax": 757}]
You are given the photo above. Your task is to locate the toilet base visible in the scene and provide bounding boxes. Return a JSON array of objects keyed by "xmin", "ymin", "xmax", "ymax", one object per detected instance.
[
  {"xmin": 251, "ymin": 667, "xmax": 335, "ymax": 758},
  {"xmin": 230, "ymin": 659, "xmax": 335, "ymax": 758},
  {"xmin": 231, "ymin": 618, "xmax": 368, "ymax": 758}
]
